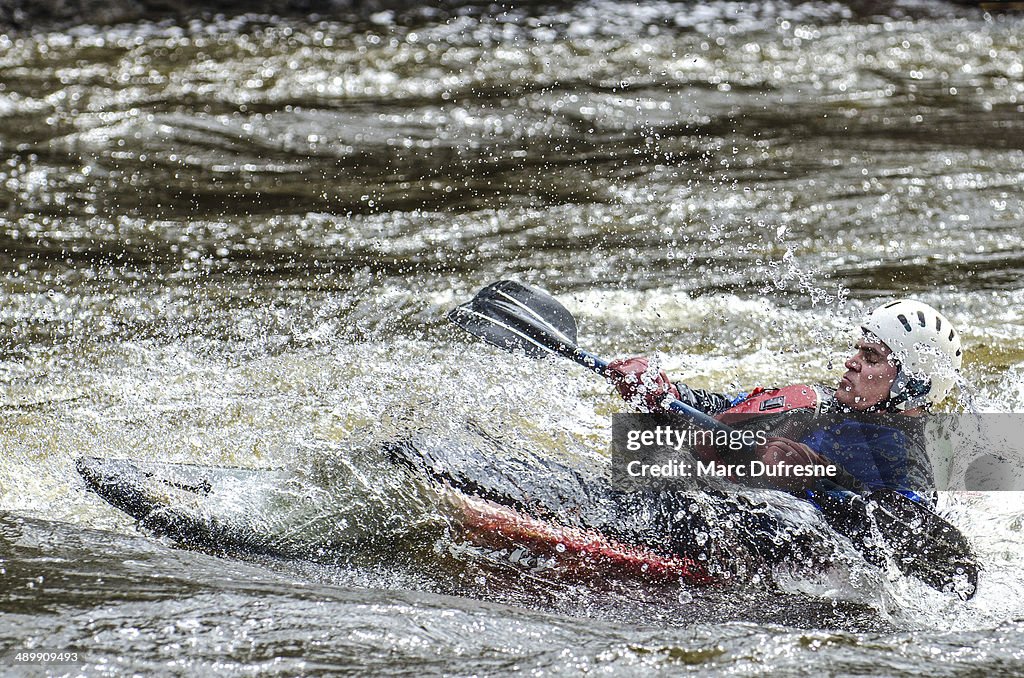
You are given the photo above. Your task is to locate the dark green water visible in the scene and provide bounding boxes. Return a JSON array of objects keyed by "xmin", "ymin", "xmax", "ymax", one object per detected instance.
[{"xmin": 2, "ymin": 1, "xmax": 1024, "ymax": 675}]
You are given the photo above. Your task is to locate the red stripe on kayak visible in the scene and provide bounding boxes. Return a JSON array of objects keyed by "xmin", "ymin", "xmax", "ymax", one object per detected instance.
[{"xmin": 454, "ymin": 494, "xmax": 715, "ymax": 585}]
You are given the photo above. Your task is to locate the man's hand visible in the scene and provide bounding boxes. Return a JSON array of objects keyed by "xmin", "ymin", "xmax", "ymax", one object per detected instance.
[
  {"xmin": 756, "ymin": 436, "xmax": 830, "ymax": 491},
  {"xmin": 606, "ymin": 356, "xmax": 681, "ymax": 413}
]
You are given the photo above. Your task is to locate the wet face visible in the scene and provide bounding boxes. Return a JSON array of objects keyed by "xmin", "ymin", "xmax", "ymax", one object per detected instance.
[{"xmin": 835, "ymin": 336, "xmax": 899, "ymax": 411}]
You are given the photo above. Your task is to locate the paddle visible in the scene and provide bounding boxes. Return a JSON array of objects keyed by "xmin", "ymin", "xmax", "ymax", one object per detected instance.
[
  {"xmin": 447, "ymin": 280, "xmax": 738, "ymax": 438},
  {"xmin": 448, "ymin": 280, "xmax": 978, "ymax": 599}
]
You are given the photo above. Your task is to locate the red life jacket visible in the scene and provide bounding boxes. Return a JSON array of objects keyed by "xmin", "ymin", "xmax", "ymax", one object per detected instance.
[
  {"xmin": 688, "ymin": 385, "xmax": 827, "ymax": 468},
  {"xmin": 718, "ymin": 384, "xmax": 826, "ymax": 422}
]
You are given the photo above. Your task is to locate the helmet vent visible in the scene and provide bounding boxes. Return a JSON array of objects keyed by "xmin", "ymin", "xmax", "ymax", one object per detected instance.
[
  {"xmin": 949, "ymin": 329, "xmax": 955, "ymax": 341},
  {"xmin": 897, "ymin": 314, "xmax": 913, "ymax": 332},
  {"xmin": 917, "ymin": 311, "xmax": 927, "ymax": 327},
  {"xmin": 936, "ymin": 317, "xmax": 942, "ymax": 331}
]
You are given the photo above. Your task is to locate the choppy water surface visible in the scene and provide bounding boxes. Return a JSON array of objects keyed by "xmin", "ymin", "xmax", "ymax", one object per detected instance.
[{"xmin": 2, "ymin": 1, "xmax": 1024, "ymax": 675}]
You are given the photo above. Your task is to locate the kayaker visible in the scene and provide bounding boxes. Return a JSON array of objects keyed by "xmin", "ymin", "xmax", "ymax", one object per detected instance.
[
  {"xmin": 607, "ymin": 300, "xmax": 964, "ymax": 500},
  {"xmin": 443, "ymin": 281, "xmax": 977, "ymax": 592}
]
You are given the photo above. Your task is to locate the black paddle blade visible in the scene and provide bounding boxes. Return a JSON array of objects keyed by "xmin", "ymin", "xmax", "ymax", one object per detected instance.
[
  {"xmin": 868, "ymin": 490, "xmax": 979, "ymax": 599},
  {"xmin": 815, "ymin": 490, "xmax": 978, "ymax": 599},
  {"xmin": 447, "ymin": 280, "xmax": 579, "ymax": 359}
]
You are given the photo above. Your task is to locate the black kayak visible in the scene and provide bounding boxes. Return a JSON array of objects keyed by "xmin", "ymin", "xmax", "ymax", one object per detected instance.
[{"xmin": 76, "ymin": 431, "xmax": 978, "ymax": 598}]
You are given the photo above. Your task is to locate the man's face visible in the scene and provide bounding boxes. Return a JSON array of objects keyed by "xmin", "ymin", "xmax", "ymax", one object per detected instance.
[{"xmin": 835, "ymin": 336, "xmax": 899, "ymax": 411}]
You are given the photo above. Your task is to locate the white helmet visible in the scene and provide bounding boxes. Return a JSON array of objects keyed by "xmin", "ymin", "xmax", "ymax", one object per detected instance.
[{"xmin": 860, "ymin": 300, "xmax": 963, "ymax": 411}]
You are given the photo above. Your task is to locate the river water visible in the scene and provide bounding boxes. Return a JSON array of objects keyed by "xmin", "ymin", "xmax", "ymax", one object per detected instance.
[{"xmin": 2, "ymin": 1, "xmax": 1024, "ymax": 675}]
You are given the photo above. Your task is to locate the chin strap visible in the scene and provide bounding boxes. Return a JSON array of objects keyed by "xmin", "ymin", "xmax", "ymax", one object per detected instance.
[{"xmin": 875, "ymin": 367, "xmax": 932, "ymax": 413}]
